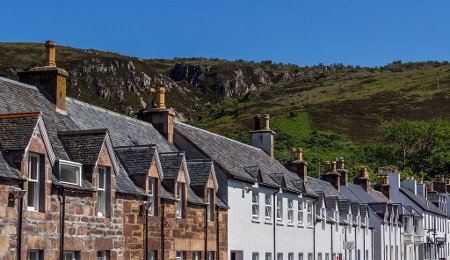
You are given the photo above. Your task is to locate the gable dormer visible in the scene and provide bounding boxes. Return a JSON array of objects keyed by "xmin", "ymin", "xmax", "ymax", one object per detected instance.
[
  {"xmin": 114, "ymin": 145, "xmax": 164, "ymax": 216},
  {"xmin": 0, "ymin": 112, "xmax": 55, "ymax": 213},
  {"xmin": 159, "ymin": 152, "xmax": 190, "ymax": 218},
  {"xmin": 186, "ymin": 159, "xmax": 219, "ymax": 221},
  {"xmin": 58, "ymin": 129, "xmax": 120, "ymax": 217}
]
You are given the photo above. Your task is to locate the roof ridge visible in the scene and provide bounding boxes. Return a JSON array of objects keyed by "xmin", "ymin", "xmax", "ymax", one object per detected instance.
[
  {"xmin": 175, "ymin": 121, "xmax": 263, "ymax": 152},
  {"xmin": 57, "ymin": 128, "xmax": 108, "ymax": 136},
  {"xmin": 0, "ymin": 76, "xmax": 39, "ymax": 90},
  {"xmin": 67, "ymin": 98, "xmax": 160, "ymax": 130},
  {"xmin": 0, "ymin": 112, "xmax": 41, "ymax": 119}
]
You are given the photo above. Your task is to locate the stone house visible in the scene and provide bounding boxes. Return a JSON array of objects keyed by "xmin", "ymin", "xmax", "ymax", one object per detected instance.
[{"xmin": 0, "ymin": 41, "xmax": 227, "ymax": 260}]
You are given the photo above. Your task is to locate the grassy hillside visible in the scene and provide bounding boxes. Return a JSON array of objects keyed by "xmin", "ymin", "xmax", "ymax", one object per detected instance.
[{"xmin": 1, "ymin": 42, "xmax": 449, "ymax": 178}]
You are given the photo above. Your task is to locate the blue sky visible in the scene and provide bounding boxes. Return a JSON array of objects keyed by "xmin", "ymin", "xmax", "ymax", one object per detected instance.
[{"xmin": 1, "ymin": 1, "xmax": 449, "ymax": 66}]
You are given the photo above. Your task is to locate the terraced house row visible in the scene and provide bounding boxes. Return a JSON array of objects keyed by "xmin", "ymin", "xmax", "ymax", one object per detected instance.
[{"xmin": 0, "ymin": 41, "xmax": 450, "ymax": 260}]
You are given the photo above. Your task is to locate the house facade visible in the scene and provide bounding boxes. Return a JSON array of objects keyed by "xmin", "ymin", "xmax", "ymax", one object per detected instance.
[{"xmin": 0, "ymin": 41, "xmax": 227, "ymax": 260}]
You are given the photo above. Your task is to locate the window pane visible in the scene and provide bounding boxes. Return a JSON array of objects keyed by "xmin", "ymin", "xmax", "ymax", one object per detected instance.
[
  {"xmin": 29, "ymin": 156, "xmax": 38, "ymax": 180},
  {"xmin": 98, "ymin": 191, "xmax": 105, "ymax": 215},
  {"xmin": 60, "ymin": 164, "xmax": 80, "ymax": 185},
  {"xmin": 252, "ymin": 253, "xmax": 259, "ymax": 260},
  {"xmin": 98, "ymin": 169, "xmax": 105, "ymax": 189}
]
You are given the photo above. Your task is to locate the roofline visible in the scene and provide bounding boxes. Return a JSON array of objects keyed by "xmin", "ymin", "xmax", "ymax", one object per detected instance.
[
  {"xmin": 57, "ymin": 128, "xmax": 109, "ymax": 136},
  {"xmin": 0, "ymin": 112, "xmax": 41, "ymax": 119}
]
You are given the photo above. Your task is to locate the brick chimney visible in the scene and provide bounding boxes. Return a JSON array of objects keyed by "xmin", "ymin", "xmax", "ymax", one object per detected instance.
[
  {"xmin": 18, "ymin": 40, "xmax": 69, "ymax": 113},
  {"xmin": 376, "ymin": 175, "xmax": 391, "ymax": 200},
  {"xmin": 249, "ymin": 113, "xmax": 275, "ymax": 157},
  {"xmin": 137, "ymin": 87, "xmax": 175, "ymax": 143},
  {"xmin": 433, "ymin": 175, "xmax": 447, "ymax": 193},
  {"xmin": 354, "ymin": 166, "xmax": 371, "ymax": 192},
  {"xmin": 336, "ymin": 158, "xmax": 348, "ymax": 187},
  {"xmin": 286, "ymin": 147, "xmax": 308, "ymax": 182},
  {"xmin": 321, "ymin": 160, "xmax": 341, "ymax": 192}
]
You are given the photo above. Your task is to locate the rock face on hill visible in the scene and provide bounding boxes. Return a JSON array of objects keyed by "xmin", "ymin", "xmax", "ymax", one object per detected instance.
[{"xmin": 0, "ymin": 42, "xmax": 449, "ymax": 143}]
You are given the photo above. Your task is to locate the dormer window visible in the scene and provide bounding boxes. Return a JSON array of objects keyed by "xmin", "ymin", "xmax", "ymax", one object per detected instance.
[
  {"xmin": 97, "ymin": 167, "xmax": 106, "ymax": 216},
  {"xmin": 148, "ymin": 178, "xmax": 156, "ymax": 216},
  {"xmin": 27, "ymin": 153, "xmax": 42, "ymax": 212},
  {"xmin": 176, "ymin": 182, "xmax": 185, "ymax": 218},
  {"xmin": 59, "ymin": 160, "xmax": 82, "ymax": 186},
  {"xmin": 207, "ymin": 188, "xmax": 214, "ymax": 221}
]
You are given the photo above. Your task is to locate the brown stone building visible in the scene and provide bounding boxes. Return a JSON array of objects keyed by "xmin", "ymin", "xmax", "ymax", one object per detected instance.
[{"xmin": 0, "ymin": 41, "xmax": 227, "ymax": 260}]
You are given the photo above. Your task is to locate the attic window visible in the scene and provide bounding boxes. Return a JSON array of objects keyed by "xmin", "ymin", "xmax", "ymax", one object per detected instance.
[{"xmin": 59, "ymin": 160, "xmax": 82, "ymax": 186}]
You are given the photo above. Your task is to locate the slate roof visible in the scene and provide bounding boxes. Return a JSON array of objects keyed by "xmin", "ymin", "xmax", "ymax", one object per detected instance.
[
  {"xmin": 66, "ymin": 98, "xmax": 176, "ymax": 153},
  {"xmin": 188, "ymin": 188, "xmax": 207, "ymax": 205},
  {"xmin": 115, "ymin": 162, "xmax": 145, "ymax": 196},
  {"xmin": 308, "ymin": 177, "xmax": 342, "ymax": 198},
  {"xmin": 159, "ymin": 152, "xmax": 185, "ymax": 180},
  {"xmin": 0, "ymin": 113, "xmax": 39, "ymax": 151},
  {"xmin": 186, "ymin": 159, "xmax": 213, "ymax": 187},
  {"xmin": 0, "ymin": 77, "xmax": 79, "ymax": 160},
  {"xmin": 325, "ymin": 196, "xmax": 338, "ymax": 210},
  {"xmin": 340, "ymin": 183, "xmax": 390, "ymax": 204},
  {"xmin": 58, "ymin": 129, "xmax": 107, "ymax": 165},
  {"xmin": 160, "ymin": 186, "xmax": 176, "ymax": 201},
  {"xmin": 216, "ymin": 196, "xmax": 228, "ymax": 209},
  {"xmin": 400, "ymin": 187, "xmax": 447, "ymax": 217},
  {"xmin": 174, "ymin": 121, "xmax": 296, "ymax": 185},
  {"xmin": 0, "ymin": 151, "xmax": 22, "ymax": 180},
  {"xmin": 115, "ymin": 145, "xmax": 156, "ymax": 176}
]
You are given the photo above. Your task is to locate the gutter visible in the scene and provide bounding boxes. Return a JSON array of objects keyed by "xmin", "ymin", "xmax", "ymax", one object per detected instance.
[{"xmin": 216, "ymin": 206, "xmax": 220, "ymax": 260}]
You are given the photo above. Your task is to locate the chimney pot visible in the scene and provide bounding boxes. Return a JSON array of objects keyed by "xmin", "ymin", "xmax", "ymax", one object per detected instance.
[
  {"xmin": 264, "ymin": 114, "xmax": 270, "ymax": 130},
  {"xmin": 325, "ymin": 161, "xmax": 331, "ymax": 172},
  {"xmin": 331, "ymin": 160, "xmax": 337, "ymax": 171},
  {"xmin": 296, "ymin": 147, "xmax": 303, "ymax": 161},
  {"xmin": 254, "ymin": 114, "xmax": 262, "ymax": 130},
  {"xmin": 45, "ymin": 40, "xmax": 57, "ymax": 67}
]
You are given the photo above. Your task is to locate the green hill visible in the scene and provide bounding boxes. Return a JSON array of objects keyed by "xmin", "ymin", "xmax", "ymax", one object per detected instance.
[{"xmin": 1, "ymin": 42, "xmax": 449, "ymax": 179}]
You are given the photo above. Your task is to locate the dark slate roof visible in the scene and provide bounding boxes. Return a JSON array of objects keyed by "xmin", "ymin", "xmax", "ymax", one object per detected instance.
[
  {"xmin": 338, "ymin": 199, "xmax": 351, "ymax": 214},
  {"xmin": 369, "ymin": 190, "xmax": 391, "ymax": 203},
  {"xmin": 427, "ymin": 192, "xmax": 440, "ymax": 203},
  {"xmin": 0, "ymin": 113, "xmax": 39, "ymax": 151},
  {"xmin": 159, "ymin": 152, "xmax": 185, "ymax": 180},
  {"xmin": 0, "ymin": 151, "xmax": 22, "ymax": 180},
  {"xmin": 368, "ymin": 203, "xmax": 388, "ymax": 216},
  {"xmin": 115, "ymin": 145, "xmax": 156, "ymax": 176},
  {"xmin": 400, "ymin": 187, "xmax": 447, "ymax": 217},
  {"xmin": 188, "ymin": 188, "xmax": 207, "ymax": 205},
  {"xmin": 0, "ymin": 77, "xmax": 79, "ymax": 160},
  {"xmin": 174, "ymin": 122, "xmax": 296, "ymax": 185},
  {"xmin": 308, "ymin": 177, "xmax": 342, "ymax": 198},
  {"xmin": 341, "ymin": 184, "xmax": 377, "ymax": 203},
  {"xmin": 360, "ymin": 204, "xmax": 368, "ymax": 216},
  {"xmin": 58, "ymin": 129, "xmax": 107, "ymax": 165},
  {"xmin": 325, "ymin": 196, "xmax": 338, "ymax": 210},
  {"xmin": 351, "ymin": 202, "xmax": 360, "ymax": 215},
  {"xmin": 115, "ymin": 162, "xmax": 145, "ymax": 196},
  {"xmin": 216, "ymin": 196, "xmax": 228, "ymax": 209},
  {"xmin": 66, "ymin": 98, "xmax": 176, "ymax": 153},
  {"xmin": 186, "ymin": 159, "xmax": 213, "ymax": 187},
  {"xmin": 160, "ymin": 186, "xmax": 176, "ymax": 201}
]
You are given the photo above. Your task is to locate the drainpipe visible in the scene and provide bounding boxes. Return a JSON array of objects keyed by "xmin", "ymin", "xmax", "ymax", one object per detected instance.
[
  {"xmin": 354, "ymin": 226, "xmax": 357, "ymax": 260},
  {"xmin": 161, "ymin": 201, "xmax": 165, "ymax": 260},
  {"xmin": 145, "ymin": 202, "xmax": 149, "ymax": 260},
  {"xmin": 314, "ymin": 219, "xmax": 316, "ymax": 260},
  {"xmin": 59, "ymin": 187, "xmax": 65, "ymax": 260},
  {"xmin": 344, "ymin": 227, "xmax": 347, "ymax": 260},
  {"xmin": 205, "ymin": 204, "xmax": 208, "ymax": 260},
  {"xmin": 216, "ymin": 206, "xmax": 220, "ymax": 260},
  {"xmin": 17, "ymin": 188, "xmax": 24, "ymax": 260},
  {"xmin": 331, "ymin": 223, "xmax": 334, "ymax": 257},
  {"xmin": 371, "ymin": 229, "xmax": 374, "ymax": 260},
  {"xmin": 273, "ymin": 189, "xmax": 280, "ymax": 260},
  {"xmin": 363, "ymin": 228, "xmax": 366, "ymax": 260}
]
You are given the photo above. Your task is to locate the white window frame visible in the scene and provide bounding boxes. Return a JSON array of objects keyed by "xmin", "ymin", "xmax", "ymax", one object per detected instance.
[
  {"xmin": 276, "ymin": 196, "xmax": 283, "ymax": 222},
  {"xmin": 148, "ymin": 178, "xmax": 156, "ymax": 216},
  {"xmin": 265, "ymin": 253, "xmax": 272, "ymax": 260},
  {"xmin": 265, "ymin": 194, "xmax": 272, "ymax": 220},
  {"xmin": 307, "ymin": 202, "xmax": 313, "ymax": 226},
  {"xmin": 298, "ymin": 199, "xmax": 304, "ymax": 225},
  {"xmin": 287, "ymin": 199, "xmax": 294, "ymax": 224},
  {"xmin": 59, "ymin": 160, "xmax": 82, "ymax": 186},
  {"xmin": 277, "ymin": 253, "xmax": 283, "ymax": 260},
  {"xmin": 176, "ymin": 183, "xmax": 184, "ymax": 218},
  {"xmin": 64, "ymin": 251, "xmax": 76, "ymax": 260},
  {"xmin": 298, "ymin": 253, "xmax": 304, "ymax": 260},
  {"xmin": 27, "ymin": 154, "xmax": 40, "ymax": 211},
  {"xmin": 207, "ymin": 188, "xmax": 214, "ymax": 221},
  {"xmin": 176, "ymin": 251, "xmax": 184, "ymax": 260},
  {"xmin": 253, "ymin": 252, "xmax": 260, "ymax": 260},
  {"xmin": 27, "ymin": 250, "xmax": 41, "ymax": 260},
  {"xmin": 288, "ymin": 253, "xmax": 294, "ymax": 260},
  {"xmin": 252, "ymin": 191, "xmax": 260, "ymax": 219},
  {"xmin": 97, "ymin": 167, "xmax": 107, "ymax": 217},
  {"xmin": 97, "ymin": 251, "xmax": 108, "ymax": 260}
]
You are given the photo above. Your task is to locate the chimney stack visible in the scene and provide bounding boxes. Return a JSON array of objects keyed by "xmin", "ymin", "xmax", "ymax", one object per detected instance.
[
  {"xmin": 336, "ymin": 158, "xmax": 348, "ymax": 187},
  {"xmin": 321, "ymin": 160, "xmax": 341, "ymax": 192},
  {"xmin": 375, "ymin": 175, "xmax": 391, "ymax": 200},
  {"xmin": 249, "ymin": 113, "xmax": 275, "ymax": 157},
  {"xmin": 354, "ymin": 166, "xmax": 371, "ymax": 192},
  {"xmin": 18, "ymin": 40, "xmax": 68, "ymax": 113},
  {"xmin": 286, "ymin": 146, "xmax": 308, "ymax": 182},
  {"xmin": 433, "ymin": 175, "xmax": 447, "ymax": 193},
  {"xmin": 137, "ymin": 86, "xmax": 175, "ymax": 143}
]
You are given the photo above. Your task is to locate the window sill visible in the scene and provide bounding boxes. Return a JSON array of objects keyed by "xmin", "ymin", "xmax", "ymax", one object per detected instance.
[
  {"xmin": 251, "ymin": 218, "xmax": 261, "ymax": 223},
  {"xmin": 307, "ymin": 225, "xmax": 314, "ymax": 229},
  {"xmin": 264, "ymin": 220, "xmax": 273, "ymax": 225},
  {"xmin": 298, "ymin": 224, "xmax": 304, "ymax": 228},
  {"xmin": 287, "ymin": 223, "xmax": 295, "ymax": 227},
  {"xmin": 276, "ymin": 221, "xmax": 284, "ymax": 226}
]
